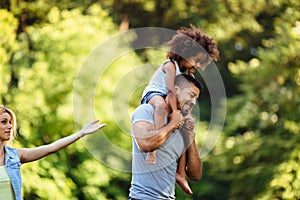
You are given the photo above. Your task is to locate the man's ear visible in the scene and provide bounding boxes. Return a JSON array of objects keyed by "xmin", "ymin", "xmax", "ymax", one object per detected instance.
[{"xmin": 174, "ymin": 85, "xmax": 180, "ymax": 95}]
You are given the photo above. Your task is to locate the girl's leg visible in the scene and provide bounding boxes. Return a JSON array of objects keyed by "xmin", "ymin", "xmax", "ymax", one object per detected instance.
[
  {"xmin": 176, "ymin": 151, "xmax": 192, "ymax": 195},
  {"xmin": 146, "ymin": 96, "xmax": 167, "ymax": 164},
  {"xmin": 145, "ymin": 151, "xmax": 156, "ymax": 164}
]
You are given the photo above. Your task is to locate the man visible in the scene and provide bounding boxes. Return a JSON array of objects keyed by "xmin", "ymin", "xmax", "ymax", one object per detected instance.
[{"xmin": 129, "ymin": 74, "xmax": 203, "ymax": 199}]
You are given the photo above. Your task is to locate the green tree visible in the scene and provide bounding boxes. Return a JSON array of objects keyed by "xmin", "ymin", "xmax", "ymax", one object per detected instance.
[
  {"xmin": 1, "ymin": 4, "xmax": 134, "ymax": 199},
  {"xmin": 197, "ymin": 1, "xmax": 300, "ymax": 200},
  {"xmin": 0, "ymin": 9, "xmax": 19, "ymax": 103},
  {"xmin": 1, "ymin": 0, "xmax": 300, "ymax": 199}
]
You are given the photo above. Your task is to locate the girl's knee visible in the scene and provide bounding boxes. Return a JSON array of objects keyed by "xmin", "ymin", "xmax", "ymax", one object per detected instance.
[
  {"xmin": 149, "ymin": 97, "xmax": 167, "ymax": 110},
  {"xmin": 154, "ymin": 102, "xmax": 168, "ymax": 113}
]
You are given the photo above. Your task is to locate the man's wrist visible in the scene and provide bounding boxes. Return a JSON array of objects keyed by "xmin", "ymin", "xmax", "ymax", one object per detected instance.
[
  {"xmin": 180, "ymin": 128, "xmax": 195, "ymax": 144},
  {"xmin": 180, "ymin": 127, "xmax": 195, "ymax": 136}
]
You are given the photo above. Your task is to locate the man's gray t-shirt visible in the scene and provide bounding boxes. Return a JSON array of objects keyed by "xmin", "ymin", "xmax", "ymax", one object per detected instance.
[{"xmin": 129, "ymin": 104, "xmax": 185, "ymax": 200}]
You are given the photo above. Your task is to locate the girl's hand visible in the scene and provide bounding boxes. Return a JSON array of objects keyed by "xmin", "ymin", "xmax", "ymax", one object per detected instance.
[
  {"xmin": 78, "ymin": 120, "xmax": 106, "ymax": 137},
  {"xmin": 169, "ymin": 110, "xmax": 183, "ymax": 129}
]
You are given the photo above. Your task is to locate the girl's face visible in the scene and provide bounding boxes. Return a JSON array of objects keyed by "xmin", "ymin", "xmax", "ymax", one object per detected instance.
[
  {"xmin": 0, "ymin": 112, "xmax": 12, "ymax": 142},
  {"xmin": 180, "ymin": 52, "xmax": 211, "ymax": 73}
]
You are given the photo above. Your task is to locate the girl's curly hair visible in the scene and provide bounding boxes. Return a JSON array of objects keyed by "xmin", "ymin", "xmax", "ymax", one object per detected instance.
[{"xmin": 167, "ymin": 25, "xmax": 220, "ymax": 63}]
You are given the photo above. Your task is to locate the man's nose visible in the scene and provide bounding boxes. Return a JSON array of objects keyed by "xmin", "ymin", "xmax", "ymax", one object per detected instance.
[
  {"xmin": 196, "ymin": 64, "xmax": 206, "ymax": 71},
  {"xmin": 191, "ymin": 98, "xmax": 196, "ymax": 106}
]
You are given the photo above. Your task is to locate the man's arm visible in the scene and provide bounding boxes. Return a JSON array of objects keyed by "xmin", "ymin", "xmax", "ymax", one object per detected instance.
[
  {"xmin": 181, "ymin": 116, "xmax": 202, "ymax": 181},
  {"xmin": 184, "ymin": 130, "xmax": 202, "ymax": 180},
  {"xmin": 132, "ymin": 110, "xmax": 182, "ymax": 152}
]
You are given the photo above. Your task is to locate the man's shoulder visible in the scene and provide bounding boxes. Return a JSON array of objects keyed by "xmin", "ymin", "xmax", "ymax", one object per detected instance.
[{"xmin": 132, "ymin": 104, "xmax": 154, "ymax": 124}]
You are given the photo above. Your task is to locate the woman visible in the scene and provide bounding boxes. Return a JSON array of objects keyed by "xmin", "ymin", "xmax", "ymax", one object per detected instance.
[{"xmin": 0, "ymin": 105, "xmax": 106, "ymax": 200}]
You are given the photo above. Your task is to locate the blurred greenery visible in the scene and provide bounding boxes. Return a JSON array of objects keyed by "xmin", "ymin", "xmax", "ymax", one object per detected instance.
[{"xmin": 1, "ymin": 0, "xmax": 299, "ymax": 199}]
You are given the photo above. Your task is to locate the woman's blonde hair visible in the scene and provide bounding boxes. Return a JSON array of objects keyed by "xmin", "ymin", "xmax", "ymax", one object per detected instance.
[{"xmin": 0, "ymin": 106, "xmax": 17, "ymax": 145}]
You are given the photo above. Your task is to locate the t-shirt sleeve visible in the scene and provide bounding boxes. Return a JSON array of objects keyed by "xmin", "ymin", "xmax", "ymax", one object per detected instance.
[{"xmin": 132, "ymin": 104, "xmax": 154, "ymax": 124}]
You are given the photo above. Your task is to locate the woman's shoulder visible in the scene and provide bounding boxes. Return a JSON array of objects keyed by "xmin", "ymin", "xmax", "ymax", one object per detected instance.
[
  {"xmin": 4, "ymin": 145, "xmax": 19, "ymax": 156},
  {"xmin": 4, "ymin": 145, "xmax": 16, "ymax": 151}
]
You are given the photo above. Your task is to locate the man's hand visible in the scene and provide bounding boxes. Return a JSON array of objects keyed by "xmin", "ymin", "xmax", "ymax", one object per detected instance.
[
  {"xmin": 180, "ymin": 114, "xmax": 196, "ymax": 146},
  {"xmin": 180, "ymin": 114, "xmax": 195, "ymax": 135},
  {"xmin": 182, "ymin": 114, "xmax": 195, "ymax": 131},
  {"xmin": 180, "ymin": 114, "xmax": 202, "ymax": 181}
]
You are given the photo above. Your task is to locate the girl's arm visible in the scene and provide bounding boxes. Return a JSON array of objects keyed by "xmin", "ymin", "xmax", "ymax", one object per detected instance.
[
  {"xmin": 163, "ymin": 62, "xmax": 178, "ymax": 112},
  {"xmin": 17, "ymin": 120, "xmax": 106, "ymax": 163}
]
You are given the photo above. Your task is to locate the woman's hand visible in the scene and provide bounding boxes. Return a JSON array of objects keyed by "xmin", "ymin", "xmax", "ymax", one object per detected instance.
[{"xmin": 78, "ymin": 120, "xmax": 106, "ymax": 137}]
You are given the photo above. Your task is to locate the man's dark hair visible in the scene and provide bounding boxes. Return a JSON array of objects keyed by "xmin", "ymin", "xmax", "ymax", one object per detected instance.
[{"xmin": 175, "ymin": 74, "xmax": 203, "ymax": 92}]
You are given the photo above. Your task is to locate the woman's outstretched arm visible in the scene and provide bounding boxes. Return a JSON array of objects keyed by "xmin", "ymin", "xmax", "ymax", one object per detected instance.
[{"xmin": 18, "ymin": 120, "xmax": 106, "ymax": 163}]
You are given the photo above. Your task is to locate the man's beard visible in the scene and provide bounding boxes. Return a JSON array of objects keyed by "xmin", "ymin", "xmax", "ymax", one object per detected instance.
[{"xmin": 181, "ymin": 103, "xmax": 192, "ymax": 116}]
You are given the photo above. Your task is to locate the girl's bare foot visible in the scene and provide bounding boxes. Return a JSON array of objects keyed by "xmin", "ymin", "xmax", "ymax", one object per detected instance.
[
  {"xmin": 146, "ymin": 151, "xmax": 156, "ymax": 164},
  {"xmin": 176, "ymin": 172, "xmax": 193, "ymax": 195}
]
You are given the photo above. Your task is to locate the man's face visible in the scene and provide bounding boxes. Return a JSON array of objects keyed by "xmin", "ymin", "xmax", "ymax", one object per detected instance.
[{"xmin": 176, "ymin": 82, "xmax": 200, "ymax": 116}]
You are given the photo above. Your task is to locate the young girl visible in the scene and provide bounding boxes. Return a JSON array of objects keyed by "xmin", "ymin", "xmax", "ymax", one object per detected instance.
[
  {"xmin": 0, "ymin": 105, "xmax": 106, "ymax": 200},
  {"xmin": 141, "ymin": 25, "xmax": 220, "ymax": 194}
]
